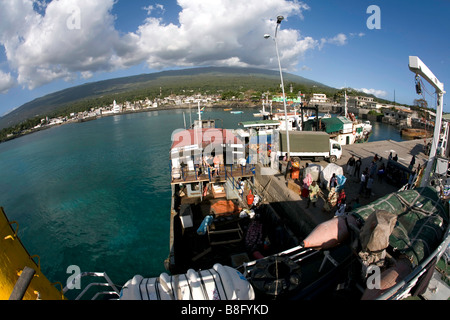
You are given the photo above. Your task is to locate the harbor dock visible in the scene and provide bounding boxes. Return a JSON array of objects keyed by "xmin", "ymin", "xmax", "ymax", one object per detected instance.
[{"xmin": 253, "ymin": 138, "xmax": 432, "ymax": 239}]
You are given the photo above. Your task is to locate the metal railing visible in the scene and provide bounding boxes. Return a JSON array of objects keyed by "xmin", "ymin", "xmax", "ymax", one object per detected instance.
[
  {"xmin": 63, "ymin": 272, "xmax": 120, "ymax": 300},
  {"xmin": 173, "ymin": 163, "xmax": 255, "ymax": 183}
]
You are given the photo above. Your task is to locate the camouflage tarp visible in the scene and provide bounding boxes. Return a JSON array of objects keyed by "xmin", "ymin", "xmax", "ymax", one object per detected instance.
[{"xmin": 351, "ymin": 187, "xmax": 448, "ymax": 266}]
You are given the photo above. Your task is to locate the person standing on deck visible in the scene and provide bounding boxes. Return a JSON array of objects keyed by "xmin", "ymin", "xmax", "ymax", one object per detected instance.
[
  {"xmin": 329, "ymin": 173, "xmax": 338, "ymax": 190},
  {"xmin": 370, "ymin": 160, "xmax": 378, "ymax": 178},
  {"xmin": 325, "ymin": 187, "xmax": 338, "ymax": 212},
  {"xmin": 377, "ymin": 163, "xmax": 386, "ymax": 183},
  {"xmin": 354, "ymin": 157, "xmax": 362, "ymax": 181},
  {"xmin": 306, "ymin": 181, "xmax": 320, "ymax": 208},
  {"xmin": 213, "ymin": 154, "xmax": 220, "ymax": 176},
  {"xmin": 359, "ymin": 167, "xmax": 368, "ymax": 196},
  {"xmin": 366, "ymin": 174, "xmax": 374, "ymax": 198},
  {"xmin": 409, "ymin": 155, "xmax": 416, "ymax": 170},
  {"xmin": 347, "ymin": 155, "xmax": 355, "ymax": 176}
]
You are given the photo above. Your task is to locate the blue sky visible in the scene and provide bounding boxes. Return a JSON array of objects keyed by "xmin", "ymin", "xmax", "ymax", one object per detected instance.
[{"xmin": 0, "ymin": 0, "xmax": 449, "ymax": 118}]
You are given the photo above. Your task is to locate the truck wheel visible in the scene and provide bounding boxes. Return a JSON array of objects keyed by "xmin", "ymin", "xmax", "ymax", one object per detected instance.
[{"xmin": 329, "ymin": 155, "xmax": 337, "ymax": 163}]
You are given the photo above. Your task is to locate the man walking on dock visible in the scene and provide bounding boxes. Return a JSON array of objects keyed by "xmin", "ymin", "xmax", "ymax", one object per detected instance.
[
  {"xmin": 347, "ymin": 155, "xmax": 356, "ymax": 176},
  {"xmin": 359, "ymin": 168, "xmax": 369, "ymax": 196},
  {"xmin": 354, "ymin": 157, "xmax": 362, "ymax": 180}
]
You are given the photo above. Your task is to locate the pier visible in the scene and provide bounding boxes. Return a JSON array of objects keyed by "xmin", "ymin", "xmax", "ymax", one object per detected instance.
[{"xmin": 253, "ymin": 138, "xmax": 432, "ymax": 239}]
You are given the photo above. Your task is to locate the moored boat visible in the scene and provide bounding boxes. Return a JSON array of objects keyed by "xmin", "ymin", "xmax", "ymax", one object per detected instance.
[
  {"xmin": 401, "ymin": 128, "xmax": 432, "ymax": 139},
  {"xmin": 167, "ymin": 119, "xmax": 259, "ymax": 274}
]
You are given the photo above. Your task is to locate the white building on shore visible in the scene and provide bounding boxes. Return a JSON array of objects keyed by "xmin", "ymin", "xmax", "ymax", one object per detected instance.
[
  {"xmin": 309, "ymin": 93, "xmax": 328, "ymax": 104},
  {"xmin": 113, "ymin": 100, "xmax": 122, "ymax": 113}
]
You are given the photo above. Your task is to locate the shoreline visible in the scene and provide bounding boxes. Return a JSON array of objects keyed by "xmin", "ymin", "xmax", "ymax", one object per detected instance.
[
  {"xmin": 0, "ymin": 102, "xmax": 413, "ymax": 145},
  {"xmin": 0, "ymin": 103, "xmax": 262, "ymax": 144}
]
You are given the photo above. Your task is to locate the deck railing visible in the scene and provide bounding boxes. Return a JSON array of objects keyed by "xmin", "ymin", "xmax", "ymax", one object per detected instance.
[{"xmin": 171, "ymin": 163, "xmax": 255, "ymax": 184}]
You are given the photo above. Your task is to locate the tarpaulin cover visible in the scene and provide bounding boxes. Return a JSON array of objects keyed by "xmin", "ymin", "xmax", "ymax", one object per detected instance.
[
  {"xmin": 304, "ymin": 164, "xmax": 323, "ymax": 182},
  {"xmin": 210, "ymin": 200, "xmax": 241, "ymax": 217},
  {"xmin": 320, "ymin": 163, "xmax": 344, "ymax": 187},
  {"xmin": 351, "ymin": 187, "xmax": 448, "ymax": 265}
]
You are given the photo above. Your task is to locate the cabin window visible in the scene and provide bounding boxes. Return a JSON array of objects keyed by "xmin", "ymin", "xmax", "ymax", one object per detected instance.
[{"xmin": 333, "ymin": 144, "xmax": 341, "ymax": 150}]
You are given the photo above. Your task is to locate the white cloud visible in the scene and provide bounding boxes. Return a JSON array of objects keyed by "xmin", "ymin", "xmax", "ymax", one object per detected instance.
[
  {"xmin": 350, "ymin": 32, "xmax": 365, "ymax": 38},
  {"xmin": 0, "ymin": 0, "xmax": 353, "ymax": 91},
  {"xmin": 143, "ymin": 4, "xmax": 165, "ymax": 16},
  {"xmin": 0, "ymin": 0, "xmax": 120, "ymax": 89},
  {"xmin": 117, "ymin": 0, "xmax": 317, "ymax": 71},
  {"xmin": 0, "ymin": 70, "xmax": 15, "ymax": 93},
  {"xmin": 328, "ymin": 33, "xmax": 347, "ymax": 46},
  {"xmin": 355, "ymin": 88, "xmax": 388, "ymax": 98},
  {"xmin": 319, "ymin": 33, "xmax": 347, "ymax": 49}
]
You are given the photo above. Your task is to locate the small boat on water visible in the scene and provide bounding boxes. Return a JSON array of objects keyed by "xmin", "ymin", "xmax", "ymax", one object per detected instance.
[
  {"xmin": 231, "ymin": 111, "xmax": 243, "ymax": 114},
  {"xmin": 401, "ymin": 128, "xmax": 432, "ymax": 139},
  {"xmin": 318, "ymin": 115, "xmax": 372, "ymax": 146},
  {"xmin": 224, "ymin": 108, "xmax": 232, "ymax": 111}
]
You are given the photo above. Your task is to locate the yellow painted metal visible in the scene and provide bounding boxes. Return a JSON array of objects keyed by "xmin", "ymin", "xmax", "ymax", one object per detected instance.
[{"xmin": 0, "ymin": 207, "xmax": 65, "ymax": 300}]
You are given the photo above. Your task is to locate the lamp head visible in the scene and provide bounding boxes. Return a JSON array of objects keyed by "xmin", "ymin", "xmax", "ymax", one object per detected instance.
[
  {"xmin": 263, "ymin": 34, "xmax": 271, "ymax": 39},
  {"xmin": 277, "ymin": 16, "xmax": 284, "ymax": 24}
]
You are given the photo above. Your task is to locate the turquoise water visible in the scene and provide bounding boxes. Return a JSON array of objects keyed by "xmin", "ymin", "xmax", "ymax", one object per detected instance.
[{"xmin": 0, "ymin": 108, "xmax": 405, "ymax": 297}]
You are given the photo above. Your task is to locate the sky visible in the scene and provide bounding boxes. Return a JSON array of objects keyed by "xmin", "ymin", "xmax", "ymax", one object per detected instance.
[{"xmin": 0, "ymin": 0, "xmax": 449, "ymax": 117}]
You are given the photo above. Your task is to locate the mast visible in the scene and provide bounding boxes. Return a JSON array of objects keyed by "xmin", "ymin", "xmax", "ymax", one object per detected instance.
[
  {"xmin": 262, "ymin": 94, "xmax": 266, "ymax": 114},
  {"xmin": 344, "ymin": 90, "xmax": 348, "ymax": 118}
]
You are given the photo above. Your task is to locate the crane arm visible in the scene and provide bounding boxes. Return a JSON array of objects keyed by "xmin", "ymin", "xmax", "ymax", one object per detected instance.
[
  {"xmin": 408, "ymin": 56, "xmax": 446, "ymax": 187},
  {"xmin": 409, "ymin": 56, "xmax": 445, "ymax": 94}
]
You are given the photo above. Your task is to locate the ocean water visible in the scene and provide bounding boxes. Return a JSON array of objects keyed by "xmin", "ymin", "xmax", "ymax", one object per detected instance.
[{"xmin": 0, "ymin": 108, "xmax": 406, "ymax": 297}]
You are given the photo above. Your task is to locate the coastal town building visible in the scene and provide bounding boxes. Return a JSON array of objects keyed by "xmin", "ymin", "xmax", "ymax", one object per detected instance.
[
  {"xmin": 309, "ymin": 93, "xmax": 328, "ymax": 104},
  {"xmin": 113, "ymin": 100, "xmax": 122, "ymax": 113}
]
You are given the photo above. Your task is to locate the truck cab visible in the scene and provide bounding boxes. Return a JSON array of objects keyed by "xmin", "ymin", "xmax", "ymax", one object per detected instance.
[{"xmin": 329, "ymin": 139, "xmax": 342, "ymax": 163}]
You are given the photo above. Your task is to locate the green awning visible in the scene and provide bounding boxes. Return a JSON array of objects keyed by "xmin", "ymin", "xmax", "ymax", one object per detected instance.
[{"xmin": 321, "ymin": 117, "xmax": 343, "ymax": 133}]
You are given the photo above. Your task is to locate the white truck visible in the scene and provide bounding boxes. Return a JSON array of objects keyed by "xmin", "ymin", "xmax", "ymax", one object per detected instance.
[{"xmin": 278, "ymin": 131, "xmax": 342, "ymax": 163}]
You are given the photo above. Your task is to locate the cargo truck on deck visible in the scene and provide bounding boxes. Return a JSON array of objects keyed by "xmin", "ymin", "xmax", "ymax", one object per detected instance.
[{"xmin": 278, "ymin": 131, "xmax": 342, "ymax": 163}]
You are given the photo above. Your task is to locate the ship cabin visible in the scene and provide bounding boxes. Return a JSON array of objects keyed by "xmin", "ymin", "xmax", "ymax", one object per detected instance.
[{"xmin": 168, "ymin": 124, "xmax": 261, "ymax": 273}]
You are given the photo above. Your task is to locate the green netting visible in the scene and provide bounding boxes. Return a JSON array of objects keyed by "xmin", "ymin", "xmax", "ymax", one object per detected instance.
[{"xmin": 351, "ymin": 187, "xmax": 448, "ymax": 265}]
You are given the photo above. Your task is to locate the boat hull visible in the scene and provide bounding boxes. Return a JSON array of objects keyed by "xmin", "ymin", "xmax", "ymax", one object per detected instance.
[
  {"xmin": 400, "ymin": 128, "xmax": 431, "ymax": 139},
  {"xmin": 0, "ymin": 208, "xmax": 65, "ymax": 300}
]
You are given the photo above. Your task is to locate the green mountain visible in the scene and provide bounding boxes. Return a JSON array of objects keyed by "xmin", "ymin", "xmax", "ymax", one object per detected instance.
[{"xmin": 0, "ymin": 66, "xmax": 334, "ymax": 129}]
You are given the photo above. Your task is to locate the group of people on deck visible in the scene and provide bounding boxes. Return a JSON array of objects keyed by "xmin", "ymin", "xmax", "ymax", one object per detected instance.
[
  {"xmin": 303, "ymin": 172, "xmax": 355, "ymax": 216},
  {"xmin": 179, "ymin": 153, "xmax": 222, "ymax": 178},
  {"xmin": 294, "ymin": 151, "xmax": 420, "ymax": 217}
]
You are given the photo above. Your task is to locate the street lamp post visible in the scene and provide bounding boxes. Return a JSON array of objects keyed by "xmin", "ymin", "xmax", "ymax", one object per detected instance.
[{"xmin": 265, "ymin": 16, "xmax": 290, "ymax": 160}]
